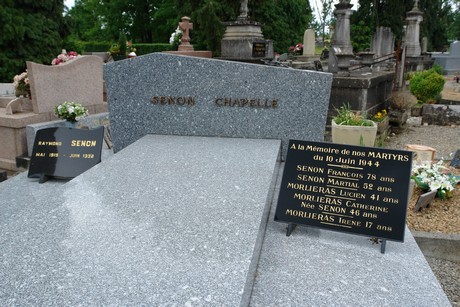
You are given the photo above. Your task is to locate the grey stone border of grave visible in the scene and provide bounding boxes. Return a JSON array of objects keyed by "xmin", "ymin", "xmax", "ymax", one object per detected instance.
[{"xmin": 412, "ymin": 231, "xmax": 460, "ymax": 262}]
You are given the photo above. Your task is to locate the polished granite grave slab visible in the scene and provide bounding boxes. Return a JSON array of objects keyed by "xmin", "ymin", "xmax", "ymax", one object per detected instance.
[
  {"xmin": 0, "ymin": 137, "xmax": 450, "ymax": 306},
  {"xmin": 0, "ymin": 135, "xmax": 281, "ymax": 305}
]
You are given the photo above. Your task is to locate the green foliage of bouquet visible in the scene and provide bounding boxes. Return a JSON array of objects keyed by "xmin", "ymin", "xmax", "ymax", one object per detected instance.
[
  {"xmin": 411, "ymin": 160, "xmax": 460, "ymax": 199},
  {"xmin": 54, "ymin": 101, "xmax": 88, "ymax": 122}
]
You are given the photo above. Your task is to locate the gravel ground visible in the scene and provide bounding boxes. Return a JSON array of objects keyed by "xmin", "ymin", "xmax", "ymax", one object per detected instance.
[
  {"xmin": 384, "ymin": 124, "xmax": 459, "ymax": 160},
  {"xmin": 426, "ymin": 257, "xmax": 460, "ymax": 307},
  {"xmin": 385, "ymin": 123, "xmax": 460, "ymax": 306}
]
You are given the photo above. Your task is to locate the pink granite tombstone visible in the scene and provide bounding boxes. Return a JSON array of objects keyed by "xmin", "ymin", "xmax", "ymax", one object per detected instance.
[{"xmin": 27, "ymin": 55, "xmax": 105, "ymax": 114}]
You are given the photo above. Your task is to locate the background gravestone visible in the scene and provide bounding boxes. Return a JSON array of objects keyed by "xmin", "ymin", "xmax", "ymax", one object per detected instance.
[
  {"xmin": 27, "ymin": 56, "xmax": 105, "ymax": 114},
  {"xmin": 104, "ymin": 53, "xmax": 332, "ymax": 159},
  {"xmin": 371, "ymin": 27, "xmax": 395, "ymax": 57}
]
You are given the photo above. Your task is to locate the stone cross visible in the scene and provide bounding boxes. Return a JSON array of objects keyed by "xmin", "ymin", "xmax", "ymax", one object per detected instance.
[
  {"xmin": 179, "ymin": 16, "xmax": 193, "ymax": 44},
  {"xmin": 240, "ymin": 0, "xmax": 248, "ymax": 18}
]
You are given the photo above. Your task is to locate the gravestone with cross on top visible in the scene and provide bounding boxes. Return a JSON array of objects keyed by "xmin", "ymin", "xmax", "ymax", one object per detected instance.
[{"xmin": 178, "ymin": 16, "xmax": 194, "ymax": 52}]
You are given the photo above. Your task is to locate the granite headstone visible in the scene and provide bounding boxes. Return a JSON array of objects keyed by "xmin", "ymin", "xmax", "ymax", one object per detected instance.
[
  {"xmin": 104, "ymin": 53, "xmax": 332, "ymax": 159},
  {"xmin": 27, "ymin": 56, "xmax": 105, "ymax": 114}
]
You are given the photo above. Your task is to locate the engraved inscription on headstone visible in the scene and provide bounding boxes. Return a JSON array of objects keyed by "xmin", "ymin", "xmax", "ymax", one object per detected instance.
[
  {"xmin": 252, "ymin": 42, "xmax": 267, "ymax": 57},
  {"xmin": 275, "ymin": 140, "xmax": 413, "ymax": 241},
  {"xmin": 28, "ymin": 127, "xmax": 104, "ymax": 179}
]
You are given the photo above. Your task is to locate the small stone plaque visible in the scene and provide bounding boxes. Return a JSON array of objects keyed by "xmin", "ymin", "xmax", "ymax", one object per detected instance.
[
  {"xmin": 275, "ymin": 140, "xmax": 413, "ymax": 242},
  {"xmin": 28, "ymin": 127, "xmax": 104, "ymax": 180},
  {"xmin": 451, "ymin": 149, "xmax": 460, "ymax": 168},
  {"xmin": 414, "ymin": 190, "xmax": 437, "ymax": 212},
  {"xmin": 252, "ymin": 42, "xmax": 267, "ymax": 57}
]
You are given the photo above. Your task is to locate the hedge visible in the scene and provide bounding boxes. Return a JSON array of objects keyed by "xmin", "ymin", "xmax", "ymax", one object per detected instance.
[
  {"xmin": 66, "ymin": 41, "xmax": 173, "ymax": 55},
  {"xmin": 132, "ymin": 43, "xmax": 173, "ymax": 55}
]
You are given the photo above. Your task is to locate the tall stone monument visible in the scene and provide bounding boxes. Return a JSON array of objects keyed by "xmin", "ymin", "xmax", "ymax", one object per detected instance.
[
  {"xmin": 404, "ymin": 0, "xmax": 423, "ymax": 57},
  {"xmin": 402, "ymin": 0, "xmax": 433, "ymax": 72},
  {"xmin": 330, "ymin": 0, "xmax": 354, "ymax": 76},
  {"xmin": 220, "ymin": 0, "xmax": 274, "ymax": 61}
]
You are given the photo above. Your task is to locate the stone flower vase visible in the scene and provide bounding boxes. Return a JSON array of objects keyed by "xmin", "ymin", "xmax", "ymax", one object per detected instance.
[
  {"xmin": 64, "ymin": 120, "xmax": 78, "ymax": 128},
  {"xmin": 331, "ymin": 120, "xmax": 378, "ymax": 147}
]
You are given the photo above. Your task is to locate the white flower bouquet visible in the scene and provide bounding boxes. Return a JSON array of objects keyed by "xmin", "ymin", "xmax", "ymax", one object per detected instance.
[
  {"xmin": 54, "ymin": 101, "xmax": 88, "ymax": 122},
  {"xmin": 411, "ymin": 160, "xmax": 460, "ymax": 199},
  {"xmin": 169, "ymin": 27, "xmax": 182, "ymax": 49}
]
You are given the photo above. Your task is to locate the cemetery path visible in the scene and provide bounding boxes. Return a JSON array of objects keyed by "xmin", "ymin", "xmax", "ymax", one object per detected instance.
[{"xmin": 442, "ymin": 75, "xmax": 460, "ymax": 102}]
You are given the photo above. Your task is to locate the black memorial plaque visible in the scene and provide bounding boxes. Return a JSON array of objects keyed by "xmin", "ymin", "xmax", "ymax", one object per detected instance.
[
  {"xmin": 28, "ymin": 127, "xmax": 104, "ymax": 180},
  {"xmin": 275, "ymin": 140, "xmax": 413, "ymax": 242},
  {"xmin": 252, "ymin": 42, "xmax": 267, "ymax": 58}
]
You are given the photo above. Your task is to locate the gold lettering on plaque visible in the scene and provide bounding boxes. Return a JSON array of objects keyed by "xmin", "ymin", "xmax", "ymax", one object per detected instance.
[{"xmin": 71, "ymin": 140, "xmax": 97, "ymax": 147}]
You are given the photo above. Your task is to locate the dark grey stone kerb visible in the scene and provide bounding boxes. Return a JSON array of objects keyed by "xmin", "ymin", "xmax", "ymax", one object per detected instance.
[{"xmin": 412, "ymin": 231, "xmax": 460, "ymax": 262}]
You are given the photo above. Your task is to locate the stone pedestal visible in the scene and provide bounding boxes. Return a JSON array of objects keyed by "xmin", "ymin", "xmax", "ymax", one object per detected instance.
[
  {"xmin": 0, "ymin": 111, "xmax": 52, "ymax": 171},
  {"xmin": 336, "ymin": 54, "xmax": 355, "ymax": 76},
  {"xmin": 221, "ymin": 19, "xmax": 273, "ymax": 61},
  {"xmin": 327, "ymin": 71, "xmax": 394, "ymax": 126},
  {"xmin": 359, "ymin": 52, "xmax": 375, "ymax": 66},
  {"xmin": 332, "ymin": 1, "xmax": 354, "ymax": 55},
  {"xmin": 330, "ymin": 0, "xmax": 355, "ymax": 75}
]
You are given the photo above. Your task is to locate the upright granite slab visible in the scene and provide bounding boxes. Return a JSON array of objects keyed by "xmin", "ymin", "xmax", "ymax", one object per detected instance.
[
  {"xmin": 27, "ymin": 56, "xmax": 105, "ymax": 114},
  {"xmin": 104, "ymin": 53, "xmax": 332, "ymax": 158},
  {"xmin": 0, "ymin": 135, "xmax": 280, "ymax": 305}
]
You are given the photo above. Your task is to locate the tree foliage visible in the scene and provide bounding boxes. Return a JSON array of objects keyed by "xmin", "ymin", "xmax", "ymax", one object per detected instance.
[
  {"xmin": 254, "ymin": 0, "xmax": 313, "ymax": 53},
  {"xmin": 351, "ymin": 0, "xmax": 454, "ymax": 53},
  {"xmin": 312, "ymin": 0, "xmax": 334, "ymax": 47},
  {"xmin": 2, "ymin": 0, "xmax": 458, "ymax": 83},
  {"xmin": 64, "ymin": 0, "xmax": 312, "ymax": 55},
  {"xmin": 0, "ymin": 0, "xmax": 67, "ymax": 82},
  {"xmin": 350, "ymin": 0, "xmax": 375, "ymax": 52},
  {"xmin": 419, "ymin": 0, "xmax": 452, "ymax": 51}
]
